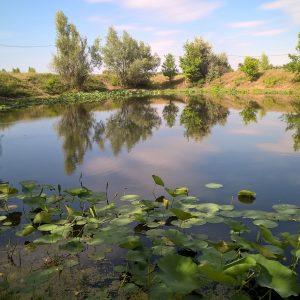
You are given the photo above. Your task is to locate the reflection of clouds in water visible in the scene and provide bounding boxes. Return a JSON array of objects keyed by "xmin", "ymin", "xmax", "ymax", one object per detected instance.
[
  {"xmin": 0, "ymin": 134, "xmax": 3, "ymax": 156},
  {"xmin": 84, "ymin": 136, "xmax": 221, "ymax": 187},
  {"xmin": 229, "ymin": 128, "xmax": 261, "ymax": 136},
  {"xmin": 257, "ymin": 136, "xmax": 299, "ymax": 155}
]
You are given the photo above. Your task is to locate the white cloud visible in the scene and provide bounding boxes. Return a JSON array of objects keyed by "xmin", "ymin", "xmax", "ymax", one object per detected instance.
[
  {"xmin": 150, "ymin": 40, "xmax": 178, "ymax": 55},
  {"xmin": 123, "ymin": 0, "xmax": 222, "ymax": 22},
  {"xmin": 229, "ymin": 20, "xmax": 267, "ymax": 29},
  {"xmin": 86, "ymin": 0, "xmax": 222, "ymax": 22},
  {"xmin": 253, "ymin": 28, "xmax": 286, "ymax": 36},
  {"xmin": 260, "ymin": 0, "xmax": 300, "ymax": 24}
]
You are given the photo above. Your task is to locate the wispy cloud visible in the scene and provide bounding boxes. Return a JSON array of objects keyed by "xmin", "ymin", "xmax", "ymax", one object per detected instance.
[
  {"xmin": 260, "ymin": 0, "xmax": 300, "ymax": 24},
  {"xmin": 150, "ymin": 39, "xmax": 178, "ymax": 55},
  {"xmin": 253, "ymin": 28, "xmax": 286, "ymax": 36},
  {"xmin": 86, "ymin": 0, "xmax": 222, "ymax": 22},
  {"xmin": 228, "ymin": 20, "xmax": 267, "ymax": 29}
]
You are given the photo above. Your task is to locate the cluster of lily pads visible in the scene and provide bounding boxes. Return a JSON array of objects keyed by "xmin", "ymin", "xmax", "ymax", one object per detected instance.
[{"xmin": 0, "ymin": 176, "xmax": 300, "ymax": 299}]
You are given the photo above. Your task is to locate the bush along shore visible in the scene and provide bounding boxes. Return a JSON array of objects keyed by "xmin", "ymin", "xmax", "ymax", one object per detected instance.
[
  {"xmin": 1, "ymin": 87, "xmax": 299, "ymax": 113},
  {"xmin": 0, "ymin": 176, "xmax": 300, "ymax": 299}
]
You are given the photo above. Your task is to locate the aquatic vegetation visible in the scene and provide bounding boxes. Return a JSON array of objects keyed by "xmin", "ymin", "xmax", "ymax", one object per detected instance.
[{"xmin": 0, "ymin": 176, "xmax": 300, "ymax": 299}]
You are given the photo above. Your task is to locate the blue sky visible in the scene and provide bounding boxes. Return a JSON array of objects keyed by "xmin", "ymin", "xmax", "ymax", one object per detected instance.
[{"xmin": 0, "ymin": 0, "xmax": 299, "ymax": 72}]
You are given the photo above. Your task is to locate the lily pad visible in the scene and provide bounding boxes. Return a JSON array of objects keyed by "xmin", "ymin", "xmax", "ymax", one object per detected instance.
[
  {"xmin": 253, "ymin": 219, "xmax": 278, "ymax": 228},
  {"xmin": 158, "ymin": 254, "xmax": 201, "ymax": 295},
  {"xmin": 205, "ymin": 183, "xmax": 223, "ymax": 189}
]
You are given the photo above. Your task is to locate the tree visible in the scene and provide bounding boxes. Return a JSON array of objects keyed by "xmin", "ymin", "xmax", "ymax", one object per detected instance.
[
  {"xmin": 240, "ymin": 56, "xmax": 260, "ymax": 81},
  {"xmin": 102, "ymin": 27, "xmax": 160, "ymax": 87},
  {"xmin": 162, "ymin": 102, "xmax": 179, "ymax": 127},
  {"xmin": 12, "ymin": 68, "xmax": 20, "ymax": 73},
  {"xmin": 206, "ymin": 53, "xmax": 232, "ymax": 82},
  {"xmin": 180, "ymin": 37, "xmax": 231, "ymax": 83},
  {"xmin": 285, "ymin": 32, "xmax": 300, "ymax": 78},
  {"xmin": 162, "ymin": 54, "xmax": 178, "ymax": 81},
  {"xmin": 259, "ymin": 52, "xmax": 270, "ymax": 72},
  {"xmin": 53, "ymin": 11, "xmax": 101, "ymax": 90},
  {"xmin": 180, "ymin": 38, "xmax": 212, "ymax": 83},
  {"xmin": 28, "ymin": 67, "xmax": 36, "ymax": 73}
]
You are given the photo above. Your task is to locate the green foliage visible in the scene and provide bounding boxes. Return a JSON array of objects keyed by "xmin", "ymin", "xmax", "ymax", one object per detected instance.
[
  {"xmin": 28, "ymin": 67, "xmax": 36, "ymax": 73},
  {"xmin": 102, "ymin": 27, "xmax": 160, "ymax": 87},
  {"xmin": 259, "ymin": 52, "xmax": 271, "ymax": 72},
  {"xmin": 0, "ymin": 72, "xmax": 31, "ymax": 97},
  {"xmin": 263, "ymin": 76, "xmax": 280, "ymax": 87},
  {"xmin": 240, "ymin": 56, "xmax": 260, "ymax": 81},
  {"xmin": 1, "ymin": 177, "xmax": 300, "ymax": 299},
  {"xmin": 161, "ymin": 53, "xmax": 178, "ymax": 81},
  {"xmin": 53, "ymin": 11, "xmax": 101, "ymax": 89},
  {"xmin": 285, "ymin": 32, "xmax": 300, "ymax": 77},
  {"xmin": 180, "ymin": 37, "xmax": 231, "ymax": 83},
  {"xmin": 41, "ymin": 74, "xmax": 68, "ymax": 94},
  {"xmin": 11, "ymin": 68, "xmax": 20, "ymax": 73}
]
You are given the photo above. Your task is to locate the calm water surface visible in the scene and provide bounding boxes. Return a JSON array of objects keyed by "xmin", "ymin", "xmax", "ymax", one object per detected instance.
[{"xmin": 1, "ymin": 95, "xmax": 300, "ymax": 210}]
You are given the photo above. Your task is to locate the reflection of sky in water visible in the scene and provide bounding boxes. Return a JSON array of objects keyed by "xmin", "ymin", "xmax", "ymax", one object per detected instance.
[{"xmin": 0, "ymin": 98, "xmax": 300, "ymax": 212}]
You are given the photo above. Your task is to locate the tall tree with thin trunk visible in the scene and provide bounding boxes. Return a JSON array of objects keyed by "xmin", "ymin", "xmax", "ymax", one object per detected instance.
[
  {"xmin": 53, "ymin": 11, "xmax": 101, "ymax": 89},
  {"xmin": 162, "ymin": 54, "xmax": 178, "ymax": 81}
]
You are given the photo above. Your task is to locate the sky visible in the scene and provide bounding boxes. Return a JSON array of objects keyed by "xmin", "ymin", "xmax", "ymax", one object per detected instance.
[{"xmin": 0, "ymin": 0, "xmax": 299, "ymax": 72}]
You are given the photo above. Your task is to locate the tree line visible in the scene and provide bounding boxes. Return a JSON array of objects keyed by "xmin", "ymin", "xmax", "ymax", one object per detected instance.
[
  {"xmin": 52, "ymin": 11, "xmax": 233, "ymax": 89},
  {"xmin": 2, "ymin": 11, "xmax": 300, "ymax": 89}
]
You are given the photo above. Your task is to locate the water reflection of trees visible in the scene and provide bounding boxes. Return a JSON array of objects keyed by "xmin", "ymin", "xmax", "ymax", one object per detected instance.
[
  {"xmin": 239, "ymin": 101, "xmax": 261, "ymax": 125},
  {"xmin": 282, "ymin": 102, "xmax": 300, "ymax": 151},
  {"xmin": 56, "ymin": 105, "xmax": 95, "ymax": 175},
  {"xmin": 97, "ymin": 100, "xmax": 161, "ymax": 155},
  {"xmin": 162, "ymin": 102, "xmax": 179, "ymax": 128},
  {"xmin": 57, "ymin": 100, "xmax": 162, "ymax": 173},
  {"xmin": 180, "ymin": 97, "xmax": 229, "ymax": 141}
]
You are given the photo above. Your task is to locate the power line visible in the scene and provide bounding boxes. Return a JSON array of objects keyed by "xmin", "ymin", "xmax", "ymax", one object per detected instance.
[{"xmin": 0, "ymin": 43, "xmax": 293, "ymax": 58}]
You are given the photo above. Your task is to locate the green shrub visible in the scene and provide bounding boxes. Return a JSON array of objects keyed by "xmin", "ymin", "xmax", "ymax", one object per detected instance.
[
  {"xmin": 82, "ymin": 76, "xmax": 106, "ymax": 92},
  {"xmin": 240, "ymin": 57, "xmax": 260, "ymax": 81},
  {"xmin": 12, "ymin": 68, "xmax": 21, "ymax": 74},
  {"xmin": 263, "ymin": 76, "xmax": 280, "ymax": 87},
  {"xmin": 41, "ymin": 75, "xmax": 68, "ymax": 95},
  {"xmin": 0, "ymin": 73, "xmax": 30, "ymax": 97}
]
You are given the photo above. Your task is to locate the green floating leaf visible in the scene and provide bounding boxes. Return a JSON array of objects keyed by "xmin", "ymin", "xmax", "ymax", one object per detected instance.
[
  {"xmin": 259, "ymin": 226, "xmax": 288, "ymax": 248},
  {"xmin": 224, "ymin": 257, "xmax": 256, "ymax": 277},
  {"xmin": 205, "ymin": 183, "xmax": 223, "ymax": 189},
  {"xmin": 60, "ymin": 240, "xmax": 85, "ymax": 254},
  {"xmin": 33, "ymin": 211, "xmax": 51, "ymax": 224},
  {"xmin": 20, "ymin": 180, "xmax": 38, "ymax": 192},
  {"xmin": 249, "ymin": 254, "xmax": 300, "ymax": 298},
  {"xmin": 24, "ymin": 266, "xmax": 62, "ymax": 286},
  {"xmin": 88, "ymin": 252, "xmax": 106, "ymax": 261},
  {"xmin": 37, "ymin": 224, "xmax": 59, "ymax": 232},
  {"xmin": 16, "ymin": 224, "xmax": 35, "ymax": 237},
  {"xmin": 158, "ymin": 254, "xmax": 201, "ymax": 295},
  {"xmin": 253, "ymin": 219, "xmax": 278, "ymax": 228},
  {"xmin": 272, "ymin": 204, "xmax": 299, "ymax": 215},
  {"xmin": 238, "ymin": 190, "xmax": 256, "ymax": 204},
  {"xmin": 152, "ymin": 175, "xmax": 165, "ymax": 187},
  {"xmin": 170, "ymin": 208, "xmax": 195, "ymax": 221},
  {"xmin": 0, "ymin": 216, "xmax": 7, "ymax": 221},
  {"xmin": 33, "ymin": 233, "xmax": 62, "ymax": 244},
  {"xmin": 0, "ymin": 184, "xmax": 18, "ymax": 195},
  {"xmin": 238, "ymin": 190, "xmax": 256, "ymax": 197},
  {"xmin": 120, "ymin": 194, "xmax": 140, "ymax": 201},
  {"xmin": 64, "ymin": 186, "xmax": 91, "ymax": 197},
  {"xmin": 119, "ymin": 236, "xmax": 141, "ymax": 250},
  {"xmin": 199, "ymin": 264, "xmax": 235, "ymax": 285}
]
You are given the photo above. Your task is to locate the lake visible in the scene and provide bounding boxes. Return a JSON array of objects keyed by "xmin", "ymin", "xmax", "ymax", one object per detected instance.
[
  {"xmin": 1, "ymin": 94, "xmax": 300, "ymax": 298},
  {"xmin": 1, "ymin": 95, "xmax": 300, "ymax": 210}
]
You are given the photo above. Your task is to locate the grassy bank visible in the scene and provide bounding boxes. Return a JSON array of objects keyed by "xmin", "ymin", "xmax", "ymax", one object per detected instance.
[{"xmin": 1, "ymin": 70, "xmax": 300, "ymax": 112}]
